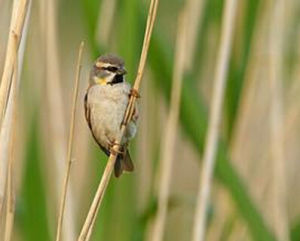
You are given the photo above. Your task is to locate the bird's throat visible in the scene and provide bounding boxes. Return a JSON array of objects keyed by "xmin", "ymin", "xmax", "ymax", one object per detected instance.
[{"xmin": 95, "ymin": 77, "xmax": 107, "ymax": 85}]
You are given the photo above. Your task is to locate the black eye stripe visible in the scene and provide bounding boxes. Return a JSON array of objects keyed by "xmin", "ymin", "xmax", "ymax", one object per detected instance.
[{"xmin": 103, "ymin": 66, "xmax": 118, "ymax": 72}]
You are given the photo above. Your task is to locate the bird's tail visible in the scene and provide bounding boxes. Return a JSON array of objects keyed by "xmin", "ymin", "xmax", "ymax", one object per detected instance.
[{"xmin": 114, "ymin": 149, "xmax": 134, "ymax": 177}]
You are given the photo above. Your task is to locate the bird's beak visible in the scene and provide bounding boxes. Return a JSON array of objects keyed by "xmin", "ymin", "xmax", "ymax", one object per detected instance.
[{"xmin": 117, "ymin": 68, "xmax": 127, "ymax": 75}]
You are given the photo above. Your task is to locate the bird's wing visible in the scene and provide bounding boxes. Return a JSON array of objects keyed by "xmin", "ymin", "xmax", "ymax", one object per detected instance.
[
  {"xmin": 85, "ymin": 86, "xmax": 135, "ymax": 178},
  {"xmin": 84, "ymin": 89, "xmax": 110, "ymax": 156},
  {"xmin": 84, "ymin": 91, "xmax": 92, "ymax": 129}
]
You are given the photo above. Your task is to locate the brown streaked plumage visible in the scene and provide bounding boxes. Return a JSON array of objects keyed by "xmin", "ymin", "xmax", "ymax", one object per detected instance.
[{"xmin": 84, "ymin": 54, "xmax": 138, "ymax": 177}]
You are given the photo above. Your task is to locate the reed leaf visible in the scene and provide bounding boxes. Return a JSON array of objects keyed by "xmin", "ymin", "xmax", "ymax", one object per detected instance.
[{"xmin": 19, "ymin": 114, "xmax": 51, "ymax": 241}]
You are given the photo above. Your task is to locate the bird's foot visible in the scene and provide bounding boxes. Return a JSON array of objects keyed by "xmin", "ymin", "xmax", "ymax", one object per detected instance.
[
  {"xmin": 108, "ymin": 141, "xmax": 124, "ymax": 156},
  {"xmin": 129, "ymin": 88, "xmax": 141, "ymax": 98}
]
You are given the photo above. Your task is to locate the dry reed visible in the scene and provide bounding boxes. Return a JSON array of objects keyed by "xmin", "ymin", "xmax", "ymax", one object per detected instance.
[
  {"xmin": 229, "ymin": 0, "xmax": 269, "ymax": 230},
  {"xmin": 229, "ymin": 0, "xmax": 290, "ymax": 238},
  {"xmin": 3, "ymin": 0, "xmax": 31, "ymax": 236},
  {"xmin": 3, "ymin": 32, "xmax": 18, "ymax": 241},
  {"xmin": 191, "ymin": 0, "xmax": 238, "ymax": 240},
  {"xmin": 0, "ymin": 0, "xmax": 29, "ymax": 127},
  {"xmin": 42, "ymin": 0, "xmax": 77, "ymax": 239},
  {"xmin": 268, "ymin": 0, "xmax": 289, "ymax": 240},
  {"xmin": 151, "ymin": 10, "xmax": 187, "ymax": 241},
  {"xmin": 0, "ymin": 0, "xmax": 30, "ymax": 222},
  {"xmin": 55, "ymin": 41, "xmax": 84, "ymax": 241},
  {"xmin": 77, "ymin": 0, "xmax": 160, "ymax": 240}
]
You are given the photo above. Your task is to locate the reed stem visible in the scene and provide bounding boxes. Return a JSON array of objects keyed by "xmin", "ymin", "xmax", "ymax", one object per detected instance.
[
  {"xmin": 191, "ymin": 0, "xmax": 238, "ymax": 240},
  {"xmin": 77, "ymin": 0, "xmax": 160, "ymax": 240},
  {"xmin": 55, "ymin": 41, "xmax": 84, "ymax": 241},
  {"xmin": 151, "ymin": 10, "xmax": 187, "ymax": 241},
  {"xmin": 0, "ymin": 0, "xmax": 29, "ymax": 128}
]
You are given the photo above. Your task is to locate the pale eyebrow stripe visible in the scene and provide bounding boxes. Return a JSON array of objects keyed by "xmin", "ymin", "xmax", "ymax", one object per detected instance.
[{"xmin": 95, "ymin": 62, "xmax": 117, "ymax": 68}]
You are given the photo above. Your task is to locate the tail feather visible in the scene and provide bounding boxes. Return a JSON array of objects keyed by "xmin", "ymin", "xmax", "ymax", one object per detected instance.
[
  {"xmin": 114, "ymin": 149, "xmax": 134, "ymax": 178},
  {"xmin": 114, "ymin": 156, "xmax": 123, "ymax": 177},
  {"xmin": 123, "ymin": 150, "xmax": 134, "ymax": 172}
]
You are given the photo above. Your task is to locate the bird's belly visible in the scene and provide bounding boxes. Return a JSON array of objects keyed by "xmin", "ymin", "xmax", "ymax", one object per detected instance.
[{"xmin": 90, "ymin": 98, "xmax": 127, "ymax": 149}]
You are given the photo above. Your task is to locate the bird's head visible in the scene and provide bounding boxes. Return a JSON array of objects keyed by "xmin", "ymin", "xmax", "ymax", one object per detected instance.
[{"xmin": 90, "ymin": 54, "xmax": 127, "ymax": 86}]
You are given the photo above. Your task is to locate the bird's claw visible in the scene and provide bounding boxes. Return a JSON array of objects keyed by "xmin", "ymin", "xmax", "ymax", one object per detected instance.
[
  {"xmin": 129, "ymin": 88, "xmax": 141, "ymax": 98},
  {"xmin": 108, "ymin": 141, "xmax": 124, "ymax": 155}
]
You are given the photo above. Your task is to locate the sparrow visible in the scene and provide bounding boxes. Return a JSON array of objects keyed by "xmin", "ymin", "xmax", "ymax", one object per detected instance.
[{"xmin": 84, "ymin": 54, "xmax": 138, "ymax": 177}]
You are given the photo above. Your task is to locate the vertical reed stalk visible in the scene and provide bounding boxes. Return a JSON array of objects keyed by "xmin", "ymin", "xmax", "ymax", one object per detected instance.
[
  {"xmin": 41, "ymin": 0, "xmax": 77, "ymax": 239},
  {"xmin": 3, "ymin": 32, "xmax": 18, "ymax": 241},
  {"xmin": 0, "ymin": 0, "xmax": 30, "ymax": 221},
  {"xmin": 55, "ymin": 42, "xmax": 84, "ymax": 241},
  {"xmin": 0, "ymin": 0, "xmax": 29, "ymax": 126},
  {"xmin": 3, "ymin": 0, "xmax": 31, "ymax": 236},
  {"xmin": 3, "ymin": 129, "xmax": 15, "ymax": 241},
  {"xmin": 151, "ymin": 10, "xmax": 187, "ymax": 241},
  {"xmin": 269, "ymin": 0, "xmax": 289, "ymax": 240},
  {"xmin": 191, "ymin": 0, "xmax": 238, "ymax": 240},
  {"xmin": 3, "ymin": 133, "xmax": 15, "ymax": 241},
  {"xmin": 77, "ymin": 0, "xmax": 160, "ymax": 240}
]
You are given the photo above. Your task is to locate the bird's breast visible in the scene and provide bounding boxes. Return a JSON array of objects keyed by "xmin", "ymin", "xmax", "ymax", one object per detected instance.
[{"xmin": 87, "ymin": 83, "xmax": 131, "ymax": 146}]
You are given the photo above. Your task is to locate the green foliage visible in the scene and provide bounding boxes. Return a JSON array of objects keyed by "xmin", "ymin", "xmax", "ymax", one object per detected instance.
[
  {"xmin": 291, "ymin": 218, "xmax": 300, "ymax": 241},
  {"xmin": 18, "ymin": 114, "xmax": 51, "ymax": 241},
  {"xmin": 149, "ymin": 30, "xmax": 275, "ymax": 241},
  {"xmin": 9, "ymin": 0, "xmax": 296, "ymax": 240},
  {"xmin": 117, "ymin": 0, "xmax": 142, "ymax": 82},
  {"xmin": 79, "ymin": 0, "xmax": 103, "ymax": 56},
  {"xmin": 78, "ymin": 0, "xmax": 278, "ymax": 239},
  {"xmin": 225, "ymin": 0, "xmax": 262, "ymax": 140}
]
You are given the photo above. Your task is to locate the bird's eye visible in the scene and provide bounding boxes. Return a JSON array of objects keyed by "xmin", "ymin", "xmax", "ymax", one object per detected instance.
[{"xmin": 104, "ymin": 66, "xmax": 118, "ymax": 72}]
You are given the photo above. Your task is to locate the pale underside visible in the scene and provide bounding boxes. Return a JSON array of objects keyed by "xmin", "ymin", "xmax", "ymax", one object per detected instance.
[{"xmin": 85, "ymin": 82, "xmax": 137, "ymax": 151}]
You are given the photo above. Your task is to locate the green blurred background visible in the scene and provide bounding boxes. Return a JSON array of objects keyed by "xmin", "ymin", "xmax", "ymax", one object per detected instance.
[{"xmin": 0, "ymin": 0, "xmax": 300, "ymax": 240}]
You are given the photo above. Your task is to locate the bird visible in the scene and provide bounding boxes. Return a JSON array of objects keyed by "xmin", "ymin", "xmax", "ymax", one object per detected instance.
[{"xmin": 84, "ymin": 54, "xmax": 139, "ymax": 177}]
